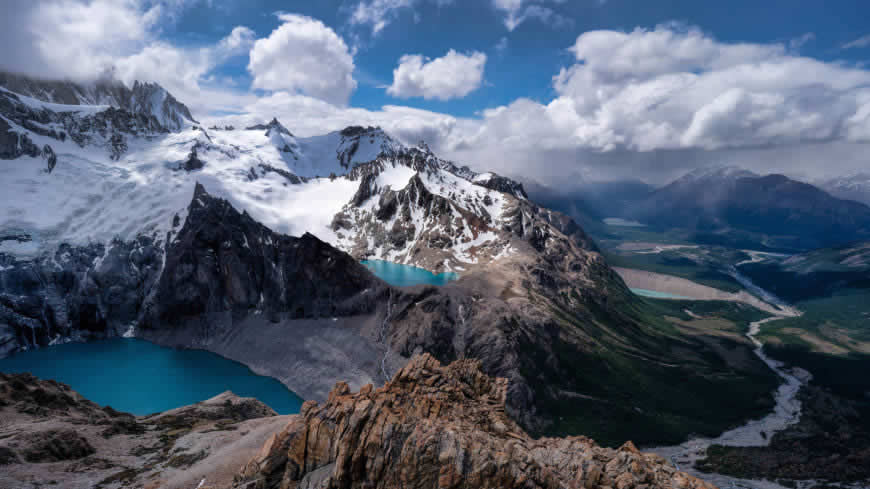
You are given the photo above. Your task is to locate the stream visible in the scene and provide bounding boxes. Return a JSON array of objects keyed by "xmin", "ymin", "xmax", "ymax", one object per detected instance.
[{"xmin": 645, "ymin": 283, "xmax": 811, "ymax": 489}]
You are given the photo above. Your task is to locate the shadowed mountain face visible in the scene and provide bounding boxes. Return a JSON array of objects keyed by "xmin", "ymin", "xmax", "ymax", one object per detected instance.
[
  {"xmin": 738, "ymin": 241, "xmax": 870, "ymax": 303},
  {"xmin": 630, "ymin": 168, "xmax": 870, "ymax": 250}
]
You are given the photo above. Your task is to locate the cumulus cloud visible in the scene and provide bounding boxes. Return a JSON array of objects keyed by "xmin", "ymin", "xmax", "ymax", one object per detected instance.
[
  {"xmin": 387, "ymin": 50, "xmax": 487, "ymax": 100},
  {"xmin": 248, "ymin": 13, "xmax": 357, "ymax": 105},
  {"xmin": 0, "ymin": 0, "xmax": 156, "ymax": 80},
  {"xmin": 492, "ymin": 0, "xmax": 570, "ymax": 31},
  {"xmin": 463, "ymin": 25, "xmax": 870, "ymax": 156}
]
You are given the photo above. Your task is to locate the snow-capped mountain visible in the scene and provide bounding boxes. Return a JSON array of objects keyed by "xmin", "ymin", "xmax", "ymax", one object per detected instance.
[
  {"xmin": 0, "ymin": 76, "xmax": 538, "ymax": 273},
  {"xmin": 0, "ymin": 71, "xmax": 196, "ymax": 132},
  {"xmin": 817, "ymin": 172, "xmax": 870, "ymax": 206},
  {"xmin": 670, "ymin": 165, "xmax": 759, "ymax": 186}
]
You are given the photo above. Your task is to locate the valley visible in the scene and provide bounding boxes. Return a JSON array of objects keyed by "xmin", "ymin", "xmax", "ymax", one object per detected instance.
[{"xmin": 0, "ymin": 72, "xmax": 868, "ymax": 489}]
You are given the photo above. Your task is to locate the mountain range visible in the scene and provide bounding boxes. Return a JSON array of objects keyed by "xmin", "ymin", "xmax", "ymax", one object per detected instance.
[
  {"xmin": 613, "ymin": 166, "xmax": 870, "ymax": 251},
  {"xmin": 0, "ymin": 73, "xmax": 779, "ymax": 450}
]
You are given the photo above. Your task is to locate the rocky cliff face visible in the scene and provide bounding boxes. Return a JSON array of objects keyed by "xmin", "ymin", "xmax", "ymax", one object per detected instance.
[
  {"xmin": 237, "ymin": 353, "xmax": 717, "ymax": 489},
  {"xmin": 0, "ymin": 72, "xmax": 196, "ymax": 131},
  {"xmin": 143, "ymin": 183, "xmax": 386, "ymax": 327}
]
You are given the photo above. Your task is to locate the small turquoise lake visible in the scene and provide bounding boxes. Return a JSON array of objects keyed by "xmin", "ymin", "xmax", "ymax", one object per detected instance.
[
  {"xmin": 0, "ymin": 338, "xmax": 303, "ymax": 416},
  {"xmin": 630, "ymin": 288, "xmax": 692, "ymax": 300},
  {"xmin": 362, "ymin": 259, "xmax": 458, "ymax": 287}
]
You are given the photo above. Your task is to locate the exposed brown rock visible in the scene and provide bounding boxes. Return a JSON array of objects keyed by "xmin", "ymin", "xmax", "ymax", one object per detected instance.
[
  {"xmin": 237, "ymin": 353, "xmax": 718, "ymax": 489},
  {"xmin": 19, "ymin": 429, "xmax": 96, "ymax": 463}
]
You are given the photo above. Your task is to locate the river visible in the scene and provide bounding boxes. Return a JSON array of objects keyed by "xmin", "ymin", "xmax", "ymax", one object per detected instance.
[{"xmin": 646, "ymin": 281, "xmax": 811, "ymax": 489}]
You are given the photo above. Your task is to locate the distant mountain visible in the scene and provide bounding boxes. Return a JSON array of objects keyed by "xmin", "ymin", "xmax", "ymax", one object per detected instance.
[
  {"xmin": 817, "ymin": 172, "xmax": 870, "ymax": 206},
  {"xmin": 524, "ymin": 179, "xmax": 656, "ymax": 234},
  {"xmin": 0, "ymin": 71, "xmax": 196, "ymax": 131},
  {"xmin": 629, "ymin": 166, "xmax": 870, "ymax": 250}
]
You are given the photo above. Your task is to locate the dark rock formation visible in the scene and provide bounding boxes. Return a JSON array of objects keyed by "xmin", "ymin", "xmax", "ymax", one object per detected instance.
[
  {"xmin": 0, "ymin": 114, "xmax": 40, "ymax": 159},
  {"xmin": 0, "ymin": 236, "xmax": 163, "ymax": 356},
  {"xmin": 237, "ymin": 353, "xmax": 717, "ymax": 489},
  {"xmin": 246, "ymin": 117, "xmax": 292, "ymax": 136},
  {"xmin": 42, "ymin": 144, "xmax": 56, "ymax": 172},
  {"xmin": 180, "ymin": 142, "xmax": 206, "ymax": 171},
  {"xmin": 20, "ymin": 430, "xmax": 96, "ymax": 463},
  {"xmin": 143, "ymin": 183, "xmax": 384, "ymax": 326}
]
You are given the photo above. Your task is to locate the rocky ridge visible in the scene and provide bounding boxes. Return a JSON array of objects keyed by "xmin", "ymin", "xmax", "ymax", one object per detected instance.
[
  {"xmin": 0, "ymin": 372, "xmax": 289, "ymax": 489},
  {"xmin": 237, "ymin": 353, "xmax": 716, "ymax": 489}
]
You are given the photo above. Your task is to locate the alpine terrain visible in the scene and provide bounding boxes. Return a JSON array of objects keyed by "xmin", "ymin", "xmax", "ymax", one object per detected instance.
[{"xmin": 0, "ymin": 74, "xmax": 787, "ymax": 487}]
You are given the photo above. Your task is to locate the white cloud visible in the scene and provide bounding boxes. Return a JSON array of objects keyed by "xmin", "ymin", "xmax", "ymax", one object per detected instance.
[
  {"xmin": 387, "ymin": 50, "xmax": 487, "ymax": 100},
  {"xmin": 843, "ymin": 34, "xmax": 870, "ymax": 50},
  {"xmin": 206, "ymin": 24, "xmax": 870, "ymax": 185},
  {"xmin": 349, "ymin": 0, "xmax": 454, "ymax": 35},
  {"xmin": 492, "ymin": 0, "xmax": 570, "ymax": 31},
  {"xmin": 0, "ymin": 0, "xmax": 155, "ymax": 80},
  {"xmin": 463, "ymin": 25, "xmax": 870, "ymax": 154},
  {"xmin": 248, "ymin": 13, "xmax": 357, "ymax": 105}
]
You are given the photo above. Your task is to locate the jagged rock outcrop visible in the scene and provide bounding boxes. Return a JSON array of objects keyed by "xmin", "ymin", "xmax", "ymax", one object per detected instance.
[
  {"xmin": 0, "ymin": 87, "xmax": 177, "ymax": 162},
  {"xmin": 237, "ymin": 354, "xmax": 717, "ymax": 489},
  {"xmin": 0, "ymin": 372, "xmax": 287, "ymax": 489}
]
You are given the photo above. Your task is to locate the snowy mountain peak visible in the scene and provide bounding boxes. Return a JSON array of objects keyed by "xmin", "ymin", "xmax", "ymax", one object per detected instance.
[
  {"xmin": 677, "ymin": 165, "xmax": 758, "ymax": 184},
  {"xmin": 245, "ymin": 117, "xmax": 293, "ymax": 137},
  {"xmin": 0, "ymin": 72, "xmax": 196, "ymax": 133},
  {"xmin": 129, "ymin": 80, "xmax": 197, "ymax": 132}
]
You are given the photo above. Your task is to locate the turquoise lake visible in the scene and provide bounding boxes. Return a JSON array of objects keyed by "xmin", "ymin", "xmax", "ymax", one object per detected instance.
[
  {"xmin": 0, "ymin": 338, "xmax": 303, "ymax": 416},
  {"xmin": 362, "ymin": 259, "xmax": 458, "ymax": 287},
  {"xmin": 630, "ymin": 288, "xmax": 692, "ymax": 300}
]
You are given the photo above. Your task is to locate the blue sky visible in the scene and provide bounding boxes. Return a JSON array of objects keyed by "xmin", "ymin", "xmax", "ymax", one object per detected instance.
[
  {"xmin": 162, "ymin": 0, "xmax": 870, "ymax": 117},
  {"xmin": 2, "ymin": 0, "xmax": 870, "ymax": 183}
]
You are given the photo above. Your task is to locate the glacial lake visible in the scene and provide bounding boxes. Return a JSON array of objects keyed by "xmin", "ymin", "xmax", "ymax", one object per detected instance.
[
  {"xmin": 362, "ymin": 259, "xmax": 459, "ymax": 287},
  {"xmin": 630, "ymin": 288, "xmax": 692, "ymax": 300},
  {"xmin": 0, "ymin": 338, "xmax": 303, "ymax": 416}
]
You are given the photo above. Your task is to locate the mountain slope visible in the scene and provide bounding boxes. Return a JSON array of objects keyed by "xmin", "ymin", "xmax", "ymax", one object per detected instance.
[
  {"xmin": 631, "ymin": 167, "xmax": 870, "ymax": 250},
  {"xmin": 738, "ymin": 241, "xmax": 870, "ymax": 302},
  {"xmin": 0, "ymin": 71, "xmax": 196, "ymax": 131},
  {"xmin": 817, "ymin": 172, "xmax": 870, "ymax": 206},
  {"xmin": 0, "ymin": 78, "xmax": 779, "ymax": 448}
]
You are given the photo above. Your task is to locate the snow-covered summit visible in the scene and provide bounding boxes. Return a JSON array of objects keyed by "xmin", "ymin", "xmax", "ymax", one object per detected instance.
[
  {"xmin": 0, "ymin": 71, "xmax": 196, "ymax": 132},
  {"xmin": 128, "ymin": 80, "xmax": 196, "ymax": 132},
  {"xmin": 675, "ymin": 165, "xmax": 758, "ymax": 184},
  {"xmin": 0, "ymin": 79, "xmax": 534, "ymax": 272},
  {"xmin": 214, "ymin": 123, "xmax": 405, "ymax": 179}
]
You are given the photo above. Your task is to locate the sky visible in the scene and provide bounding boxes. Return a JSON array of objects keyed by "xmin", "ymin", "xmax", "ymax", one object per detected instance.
[{"xmin": 1, "ymin": 0, "xmax": 870, "ymax": 186}]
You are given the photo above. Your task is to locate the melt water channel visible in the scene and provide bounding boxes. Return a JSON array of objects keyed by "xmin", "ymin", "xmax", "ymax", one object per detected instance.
[
  {"xmin": 644, "ymin": 272, "xmax": 814, "ymax": 489},
  {"xmin": 0, "ymin": 338, "xmax": 303, "ymax": 416}
]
